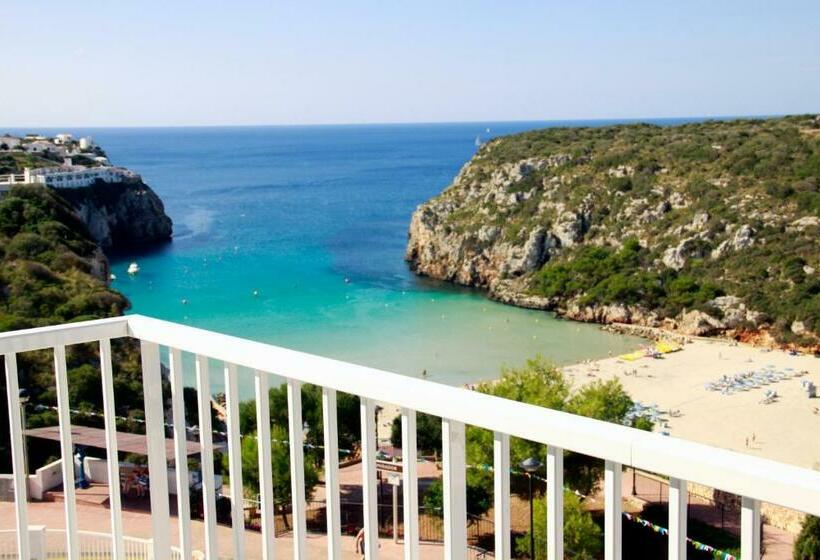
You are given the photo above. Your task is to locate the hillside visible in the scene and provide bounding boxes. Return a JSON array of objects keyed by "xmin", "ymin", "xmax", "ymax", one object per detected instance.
[
  {"xmin": 406, "ymin": 115, "xmax": 820, "ymax": 346},
  {"xmin": 0, "ymin": 185, "xmax": 128, "ymax": 330}
]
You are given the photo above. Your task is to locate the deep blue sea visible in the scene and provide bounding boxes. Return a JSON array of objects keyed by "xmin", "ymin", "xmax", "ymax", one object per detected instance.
[{"xmin": 9, "ymin": 120, "xmax": 703, "ymax": 387}]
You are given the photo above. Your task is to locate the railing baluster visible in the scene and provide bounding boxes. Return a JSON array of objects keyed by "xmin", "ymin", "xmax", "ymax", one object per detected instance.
[
  {"xmin": 741, "ymin": 496, "xmax": 761, "ymax": 560},
  {"xmin": 195, "ymin": 354, "xmax": 218, "ymax": 560},
  {"xmin": 287, "ymin": 378, "xmax": 307, "ymax": 560},
  {"xmin": 254, "ymin": 370, "xmax": 275, "ymax": 560},
  {"xmin": 169, "ymin": 349, "xmax": 191, "ymax": 560},
  {"xmin": 4, "ymin": 353, "xmax": 30, "ymax": 560},
  {"xmin": 604, "ymin": 460, "xmax": 622, "ymax": 560},
  {"xmin": 442, "ymin": 418, "xmax": 466, "ymax": 560},
  {"xmin": 546, "ymin": 446, "xmax": 563, "ymax": 560},
  {"xmin": 360, "ymin": 397, "xmax": 379, "ymax": 560},
  {"xmin": 99, "ymin": 339, "xmax": 124, "ymax": 560},
  {"xmin": 54, "ymin": 344, "xmax": 80, "ymax": 560},
  {"xmin": 224, "ymin": 363, "xmax": 246, "ymax": 560},
  {"xmin": 493, "ymin": 431, "xmax": 510, "ymax": 560},
  {"xmin": 401, "ymin": 409, "xmax": 419, "ymax": 560},
  {"xmin": 141, "ymin": 341, "xmax": 171, "ymax": 560},
  {"xmin": 322, "ymin": 388, "xmax": 342, "ymax": 560},
  {"xmin": 668, "ymin": 477, "xmax": 688, "ymax": 560}
]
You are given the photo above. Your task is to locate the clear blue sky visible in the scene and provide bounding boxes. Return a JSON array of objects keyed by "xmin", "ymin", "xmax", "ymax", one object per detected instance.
[{"xmin": 1, "ymin": 1, "xmax": 818, "ymax": 127}]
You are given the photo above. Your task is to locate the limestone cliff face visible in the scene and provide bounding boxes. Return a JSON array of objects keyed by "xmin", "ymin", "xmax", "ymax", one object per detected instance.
[
  {"xmin": 406, "ymin": 116, "xmax": 820, "ymax": 345},
  {"xmin": 56, "ymin": 180, "xmax": 173, "ymax": 251},
  {"xmin": 406, "ymin": 157, "xmax": 571, "ymax": 290}
]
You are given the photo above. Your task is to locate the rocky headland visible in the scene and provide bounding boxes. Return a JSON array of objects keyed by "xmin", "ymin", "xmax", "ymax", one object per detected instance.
[
  {"xmin": 56, "ymin": 179, "xmax": 173, "ymax": 251},
  {"xmin": 0, "ymin": 135, "xmax": 173, "ymax": 329},
  {"xmin": 407, "ymin": 116, "xmax": 820, "ymax": 348}
]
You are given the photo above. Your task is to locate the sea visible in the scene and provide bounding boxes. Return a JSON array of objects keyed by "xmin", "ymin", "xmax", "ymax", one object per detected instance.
[{"xmin": 10, "ymin": 120, "xmax": 696, "ymax": 390}]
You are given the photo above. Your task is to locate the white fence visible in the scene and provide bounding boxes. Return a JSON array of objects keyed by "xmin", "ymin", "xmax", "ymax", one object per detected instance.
[
  {"xmin": 3, "ymin": 315, "xmax": 820, "ymax": 560},
  {"xmin": 0, "ymin": 528, "xmax": 183, "ymax": 560}
]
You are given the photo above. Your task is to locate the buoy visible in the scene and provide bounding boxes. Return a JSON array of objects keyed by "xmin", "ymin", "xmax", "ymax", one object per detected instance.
[
  {"xmin": 109, "ymin": 273, "xmax": 117, "ymax": 281},
  {"xmin": 253, "ymin": 290, "xmax": 259, "ymax": 297},
  {"xmin": 181, "ymin": 298, "xmax": 188, "ymax": 305}
]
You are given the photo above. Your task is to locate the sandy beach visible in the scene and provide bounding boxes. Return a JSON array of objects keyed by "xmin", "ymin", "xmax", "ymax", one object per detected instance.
[
  {"xmin": 562, "ymin": 338, "xmax": 820, "ymax": 470},
  {"xmin": 376, "ymin": 338, "xmax": 819, "ymax": 471}
]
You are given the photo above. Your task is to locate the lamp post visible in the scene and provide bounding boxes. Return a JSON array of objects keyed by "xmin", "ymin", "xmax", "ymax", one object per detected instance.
[
  {"xmin": 520, "ymin": 456, "xmax": 542, "ymax": 560},
  {"xmin": 19, "ymin": 389, "xmax": 30, "ymax": 500}
]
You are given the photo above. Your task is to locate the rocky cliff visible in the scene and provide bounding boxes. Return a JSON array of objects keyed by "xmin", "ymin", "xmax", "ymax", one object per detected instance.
[
  {"xmin": 407, "ymin": 116, "xmax": 820, "ymax": 345},
  {"xmin": 56, "ymin": 179, "xmax": 173, "ymax": 251}
]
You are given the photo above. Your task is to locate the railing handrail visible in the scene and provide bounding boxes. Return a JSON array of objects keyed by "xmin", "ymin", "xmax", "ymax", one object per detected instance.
[
  {"xmin": 2, "ymin": 314, "xmax": 819, "ymax": 518},
  {"xmin": 0, "ymin": 316, "xmax": 128, "ymax": 354}
]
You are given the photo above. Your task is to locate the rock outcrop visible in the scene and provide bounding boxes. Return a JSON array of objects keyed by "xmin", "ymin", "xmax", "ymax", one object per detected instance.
[
  {"xmin": 406, "ymin": 116, "xmax": 820, "ymax": 345},
  {"xmin": 56, "ymin": 179, "xmax": 173, "ymax": 251}
]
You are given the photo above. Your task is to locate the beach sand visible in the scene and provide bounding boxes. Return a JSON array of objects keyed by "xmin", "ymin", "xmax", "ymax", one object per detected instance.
[
  {"xmin": 562, "ymin": 338, "xmax": 820, "ymax": 470},
  {"xmin": 375, "ymin": 338, "xmax": 819, "ymax": 471}
]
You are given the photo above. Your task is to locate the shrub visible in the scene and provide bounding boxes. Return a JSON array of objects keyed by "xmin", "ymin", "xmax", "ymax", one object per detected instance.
[{"xmin": 794, "ymin": 516, "xmax": 820, "ymax": 560}]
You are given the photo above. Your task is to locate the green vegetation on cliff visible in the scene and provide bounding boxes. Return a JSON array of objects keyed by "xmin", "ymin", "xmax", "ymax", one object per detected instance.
[
  {"xmin": 407, "ymin": 115, "xmax": 820, "ymax": 344},
  {"xmin": 0, "ymin": 185, "xmax": 128, "ymax": 330}
]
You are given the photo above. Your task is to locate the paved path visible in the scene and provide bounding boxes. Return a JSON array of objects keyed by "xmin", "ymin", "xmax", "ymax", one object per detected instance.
[{"xmin": 0, "ymin": 500, "xmax": 462, "ymax": 560}]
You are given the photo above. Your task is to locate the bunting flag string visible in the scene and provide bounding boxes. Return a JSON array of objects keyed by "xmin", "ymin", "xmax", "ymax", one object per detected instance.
[{"xmin": 623, "ymin": 512, "xmax": 737, "ymax": 560}]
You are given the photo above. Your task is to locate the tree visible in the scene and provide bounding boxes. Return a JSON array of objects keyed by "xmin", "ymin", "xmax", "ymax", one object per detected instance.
[
  {"xmin": 235, "ymin": 424, "xmax": 319, "ymax": 504},
  {"xmin": 390, "ymin": 412, "xmax": 442, "ymax": 455},
  {"xmin": 794, "ymin": 515, "xmax": 820, "ymax": 560},
  {"xmin": 421, "ymin": 472, "xmax": 492, "ymax": 518},
  {"xmin": 514, "ymin": 490, "xmax": 602, "ymax": 560},
  {"xmin": 467, "ymin": 356, "xmax": 648, "ymax": 495},
  {"xmin": 238, "ymin": 383, "xmax": 361, "ymax": 462}
]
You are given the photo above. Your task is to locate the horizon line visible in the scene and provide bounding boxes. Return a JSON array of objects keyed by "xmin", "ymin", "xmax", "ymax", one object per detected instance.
[{"xmin": 2, "ymin": 112, "xmax": 810, "ymax": 131}]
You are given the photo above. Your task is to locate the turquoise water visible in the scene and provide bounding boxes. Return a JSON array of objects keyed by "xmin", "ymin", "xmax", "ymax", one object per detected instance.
[{"xmin": 22, "ymin": 123, "xmax": 657, "ymax": 386}]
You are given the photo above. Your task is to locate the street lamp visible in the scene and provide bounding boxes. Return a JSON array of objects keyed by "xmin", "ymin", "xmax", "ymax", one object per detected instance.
[
  {"xmin": 19, "ymin": 389, "xmax": 30, "ymax": 500},
  {"xmin": 520, "ymin": 456, "xmax": 542, "ymax": 560}
]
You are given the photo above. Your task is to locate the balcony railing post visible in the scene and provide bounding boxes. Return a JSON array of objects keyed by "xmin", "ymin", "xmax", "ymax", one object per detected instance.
[
  {"xmin": 99, "ymin": 339, "xmax": 124, "ymax": 560},
  {"xmin": 442, "ymin": 418, "xmax": 467, "ymax": 560},
  {"xmin": 54, "ymin": 344, "xmax": 80, "ymax": 560},
  {"xmin": 195, "ymin": 354, "xmax": 218, "ymax": 560},
  {"xmin": 322, "ymin": 388, "xmax": 342, "ymax": 560},
  {"xmin": 140, "ymin": 341, "xmax": 171, "ymax": 560},
  {"xmin": 546, "ymin": 446, "xmax": 563, "ymax": 560},
  {"xmin": 287, "ymin": 378, "xmax": 307, "ymax": 560},
  {"xmin": 668, "ymin": 477, "xmax": 688, "ymax": 560},
  {"xmin": 169, "ymin": 348, "xmax": 192, "ymax": 560},
  {"xmin": 4, "ymin": 353, "xmax": 30, "ymax": 560},
  {"xmin": 402, "ymin": 409, "xmax": 420, "ymax": 560},
  {"xmin": 493, "ymin": 432, "xmax": 510, "ymax": 560},
  {"xmin": 604, "ymin": 460, "xmax": 622, "ymax": 560},
  {"xmin": 741, "ymin": 497, "xmax": 761, "ymax": 560},
  {"xmin": 360, "ymin": 397, "xmax": 379, "ymax": 560},
  {"xmin": 254, "ymin": 370, "xmax": 275, "ymax": 560},
  {"xmin": 224, "ymin": 363, "xmax": 246, "ymax": 560}
]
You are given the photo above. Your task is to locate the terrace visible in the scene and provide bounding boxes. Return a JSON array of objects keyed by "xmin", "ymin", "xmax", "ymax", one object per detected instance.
[{"xmin": 2, "ymin": 315, "xmax": 820, "ymax": 560}]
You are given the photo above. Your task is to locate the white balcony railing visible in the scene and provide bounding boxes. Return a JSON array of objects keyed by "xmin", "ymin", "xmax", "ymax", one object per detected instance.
[{"xmin": 3, "ymin": 315, "xmax": 820, "ymax": 560}]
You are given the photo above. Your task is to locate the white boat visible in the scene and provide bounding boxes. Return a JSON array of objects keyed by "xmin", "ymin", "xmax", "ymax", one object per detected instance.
[
  {"xmin": 127, "ymin": 262, "xmax": 140, "ymax": 275},
  {"xmin": 474, "ymin": 135, "xmax": 482, "ymax": 147},
  {"xmin": 109, "ymin": 273, "xmax": 117, "ymax": 281}
]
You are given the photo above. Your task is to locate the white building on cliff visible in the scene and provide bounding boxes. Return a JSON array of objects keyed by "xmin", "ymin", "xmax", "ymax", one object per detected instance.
[{"xmin": 0, "ymin": 165, "xmax": 138, "ymax": 189}]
